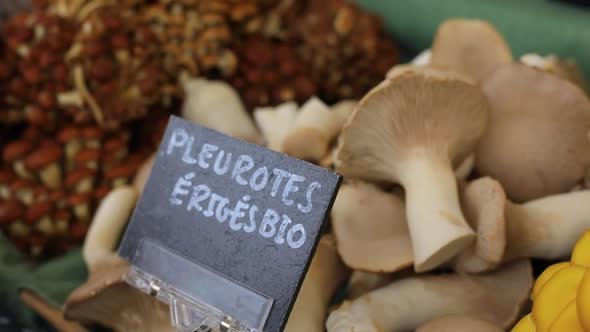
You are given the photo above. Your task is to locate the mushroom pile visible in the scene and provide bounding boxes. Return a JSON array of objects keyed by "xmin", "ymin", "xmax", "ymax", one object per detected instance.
[{"xmin": 255, "ymin": 18, "xmax": 589, "ymax": 331}]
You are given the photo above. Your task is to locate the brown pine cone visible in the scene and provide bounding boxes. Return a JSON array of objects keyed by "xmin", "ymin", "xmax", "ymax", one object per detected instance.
[
  {"xmin": 1, "ymin": 11, "xmax": 78, "ymax": 129},
  {"xmin": 292, "ymin": 0, "xmax": 400, "ymax": 103},
  {"xmin": 63, "ymin": 5, "xmax": 169, "ymax": 129},
  {"xmin": 0, "ymin": 124, "xmax": 149, "ymax": 259},
  {"xmin": 229, "ymin": 35, "xmax": 317, "ymax": 109}
]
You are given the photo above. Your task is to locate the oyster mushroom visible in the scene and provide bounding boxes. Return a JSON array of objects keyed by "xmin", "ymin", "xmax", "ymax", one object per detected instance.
[
  {"xmin": 476, "ymin": 63, "xmax": 590, "ymax": 202},
  {"xmin": 520, "ymin": 53, "xmax": 587, "ymax": 90},
  {"xmin": 416, "ymin": 315, "xmax": 503, "ymax": 332},
  {"xmin": 430, "ymin": 19, "xmax": 513, "ymax": 82},
  {"xmin": 3, "ymin": 139, "xmax": 35, "ymax": 179},
  {"xmin": 24, "ymin": 141, "xmax": 63, "ymax": 190},
  {"xmin": 347, "ymin": 271, "xmax": 397, "ymax": 300},
  {"xmin": 453, "ymin": 177, "xmax": 507, "ymax": 273},
  {"xmin": 326, "ymin": 260, "xmax": 533, "ymax": 332},
  {"xmin": 65, "ymin": 187, "xmax": 173, "ymax": 332},
  {"xmin": 331, "ymin": 181, "xmax": 413, "ymax": 272},
  {"xmin": 253, "ymin": 101, "xmax": 298, "ymax": 151},
  {"xmin": 181, "ymin": 78, "xmax": 262, "ymax": 144},
  {"xmin": 335, "ymin": 67, "xmax": 489, "ymax": 272},
  {"xmin": 455, "ymin": 177, "xmax": 590, "ymax": 272},
  {"xmin": 285, "ymin": 235, "xmax": 349, "ymax": 332},
  {"xmin": 282, "ymin": 97, "xmax": 355, "ymax": 163}
]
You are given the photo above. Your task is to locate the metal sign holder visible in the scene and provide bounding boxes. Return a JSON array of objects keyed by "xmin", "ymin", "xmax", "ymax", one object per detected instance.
[{"xmin": 125, "ymin": 239, "xmax": 273, "ymax": 332}]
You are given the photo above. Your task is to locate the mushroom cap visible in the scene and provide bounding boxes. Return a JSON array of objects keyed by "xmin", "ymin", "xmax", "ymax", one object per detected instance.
[
  {"xmin": 331, "ymin": 181, "xmax": 413, "ymax": 272},
  {"xmin": 416, "ymin": 315, "xmax": 503, "ymax": 332},
  {"xmin": 66, "ymin": 168, "xmax": 96, "ymax": 187},
  {"xmin": 24, "ymin": 143, "xmax": 62, "ymax": 170},
  {"xmin": 476, "ymin": 63, "xmax": 590, "ymax": 202},
  {"xmin": 0, "ymin": 200, "xmax": 25, "ymax": 224},
  {"xmin": 430, "ymin": 19, "xmax": 512, "ymax": 82},
  {"xmin": 0, "ymin": 168, "xmax": 15, "ymax": 182},
  {"xmin": 3, "ymin": 140, "xmax": 35, "ymax": 161},
  {"xmin": 335, "ymin": 67, "xmax": 488, "ymax": 183},
  {"xmin": 11, "ymin": 179, "xmax": 34, "ymax": 191},
  {"xmin": 454, "ymin": 177, "xmax": 507, "ymax": 273}
]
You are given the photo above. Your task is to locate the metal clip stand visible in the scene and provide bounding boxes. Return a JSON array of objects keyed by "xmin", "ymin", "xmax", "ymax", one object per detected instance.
[{"xmin": 125, "ymin": 240, "xmax": 273, "ymax": 332}]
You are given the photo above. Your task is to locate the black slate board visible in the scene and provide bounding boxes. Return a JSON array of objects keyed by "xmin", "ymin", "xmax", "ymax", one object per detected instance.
[{"xmin": 118, "ymin": 116, "xmax": 341, "ymax": 332}]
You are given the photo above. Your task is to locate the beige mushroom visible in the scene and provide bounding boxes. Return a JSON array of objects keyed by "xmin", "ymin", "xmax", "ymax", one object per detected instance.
[
  {"xmin": 326, "ymin": 260, "xmax": 532, "ymax": 332},
  {"xmin": 455, "ymin": 154, "xmax": 475, "ymax": 180},
  {"xmin": 476, "ymin": 63, "xmax": 590, "ymax": 202},
  {"xmin": 454, "ymin": 178, "xmax": 590, "ymax": 272},
  {"xmin": 285, "ymin": 235, "xmax": 349, "ymax": 332},
  {"xmin": 181, "ymin": 78, "xmax": 262, "ymax": 144},
  {"xmin": 283, "ymin": 97, "xmax": 355, "ymax": 163},
  {"xmin": 65, "ymin": 186, "xmax": 173, "ymax": 332},
  {"xmin": 253, "ymin": 101, "xmax": 298, "ymax": 151},
  {"xmin": 453, "ymin": 177, "xmax": 507, "ymax": 273},
  {"xmin": 347, "ymin": 271, "xmax": 397, "ymax": 300},
  {"xmin": 520, "ymin": 53, "xmax": 587, "ymax": 90},
  {"xmin": 416, "ymin": 314, "xmax": 503, "ymax": 332},
  {"xmin": 331, "ymin": 181, "xmax": 413, "ymax": 272},
  {"xmin": 335, "ymin": 67, "xmax": 488, "ymax": 272},
  {"xmin": 430, "ymin": 19, "xmax": 513, "ymax": 81}
]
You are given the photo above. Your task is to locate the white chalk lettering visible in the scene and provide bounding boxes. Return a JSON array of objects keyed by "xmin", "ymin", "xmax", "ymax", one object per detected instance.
[
  {"xmin": 198, "ymin": 143, "xmax": 218, "ymax": 169},
  {"xmin": 287, "ymin": 224, "xmax": 306, "ymax": 249},
  {"xmin": 213, "ymin": 150, "xmax": 232, "ymax": 175},
  {"xmin": 271, "ymin": 169, "xmax": 290, "ymax": 197},
  {"xmin": 204, "ymin": 193, "xmax": 225, "ymax": 217},
  {"xmin": 182, "ymin": 136, "xmax": 198, "ymax": 164},
  {"xmin": 169, "ymin": 172, "xmax": 195, "ymax": 205},
  {"xmin": 167, "ymin": 128, "xmax": 189, "ymax": 155},
  {"xmin": 228, "ymin": 195, "xmax": 250, "ymax": 231},
  {"xmin": 259, "ymin": 208, "xmax": 280, "ymax": 238},
  {"xmin": 249, "ymin": 166, "xmax": 269, "ymax": 191},
  {"xmin": 245, "ymin": 205, "xmax": 257, "ymax": 233},
  {"xmin": 274, "ymin": 214, "xmax": 292, "ymax": 245},
  {"xmin": 232, "ymin": 155, "xmax": 254, "ymax": 185},
  {"xmin": 282, "ymin": 174, "xmax": 304, "ymax": 206},
  {"xmin": 298, "ymin": 181, "xmax": 321, "ymax": 213},
  {"xmin": 187, "ymin": 184, "xmax": 211, "ymax": 212},
  {"xmin": 215, "ymin": 194, "xmax": 230, "ymax": 222}
]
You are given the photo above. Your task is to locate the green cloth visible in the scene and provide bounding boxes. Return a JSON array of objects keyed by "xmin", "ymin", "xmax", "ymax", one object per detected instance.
[
  {"xmin": 0, "ymin": 233, "xmax": 87, "ymax": 330},
  {"xmin": 356, "ymin": 0, "xmax": 590, "ymax": 82}
]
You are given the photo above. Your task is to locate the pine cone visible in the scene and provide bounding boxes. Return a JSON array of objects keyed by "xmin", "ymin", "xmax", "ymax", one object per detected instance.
[
  {"xmin": 229, "ymin": 35, "xmax": 317, "ymax": 109},
  {"xmin": 0, "ymin": 124, "xmax": 149, "ymax": 259},
  {"xmin": 293, "ymin": 0, "xmax": 400, "ymax": 102}
]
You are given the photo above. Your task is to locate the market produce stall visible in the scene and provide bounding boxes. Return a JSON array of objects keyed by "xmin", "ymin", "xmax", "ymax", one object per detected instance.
[{"xmin": 1, "ymin": 0, "xmax": 589, "ymax": 331}]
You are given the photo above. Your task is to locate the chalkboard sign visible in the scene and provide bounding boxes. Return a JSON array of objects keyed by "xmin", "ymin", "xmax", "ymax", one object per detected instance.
[{"xmin": 118, "ymin": 116, "xmax": 342, "ymax": 332}]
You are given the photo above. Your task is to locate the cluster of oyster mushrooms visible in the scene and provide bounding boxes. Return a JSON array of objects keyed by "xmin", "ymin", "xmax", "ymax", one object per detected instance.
[{"xmin": 58, "ymin": 19, "xmax": 590, "ymax": 332}]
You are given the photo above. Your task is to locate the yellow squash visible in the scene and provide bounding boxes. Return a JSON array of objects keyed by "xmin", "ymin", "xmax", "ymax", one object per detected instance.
[{"xmin": 513, "ymin": 230, "xmax": 590, "ymax": 332}]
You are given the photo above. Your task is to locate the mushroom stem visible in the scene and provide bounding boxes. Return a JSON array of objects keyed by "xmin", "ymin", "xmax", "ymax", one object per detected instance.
[
  {"xmin": 39, "ymin": 163, "xmax": 62, "ymax": 190},
  {"xmin": 326, "ymin": 260, "xmax": 532, "ymax": 332},
  {"xmin": 83, "ymin": 186, "xmax": 137, "ymax": 270},
  {"xmin": 14, "ymin": 160, "xmax": 33, "ymax": 180},
  {"xmin": 504, "ymin": 191, "xmax": 590, "ymax": 261},
  {"xmin": 285, "ymin": 235, "xmax": 349, "ymax": 332},
  {"xmin": 400, "ymin": 155, "xmax": 474, "ymax": 272}
]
